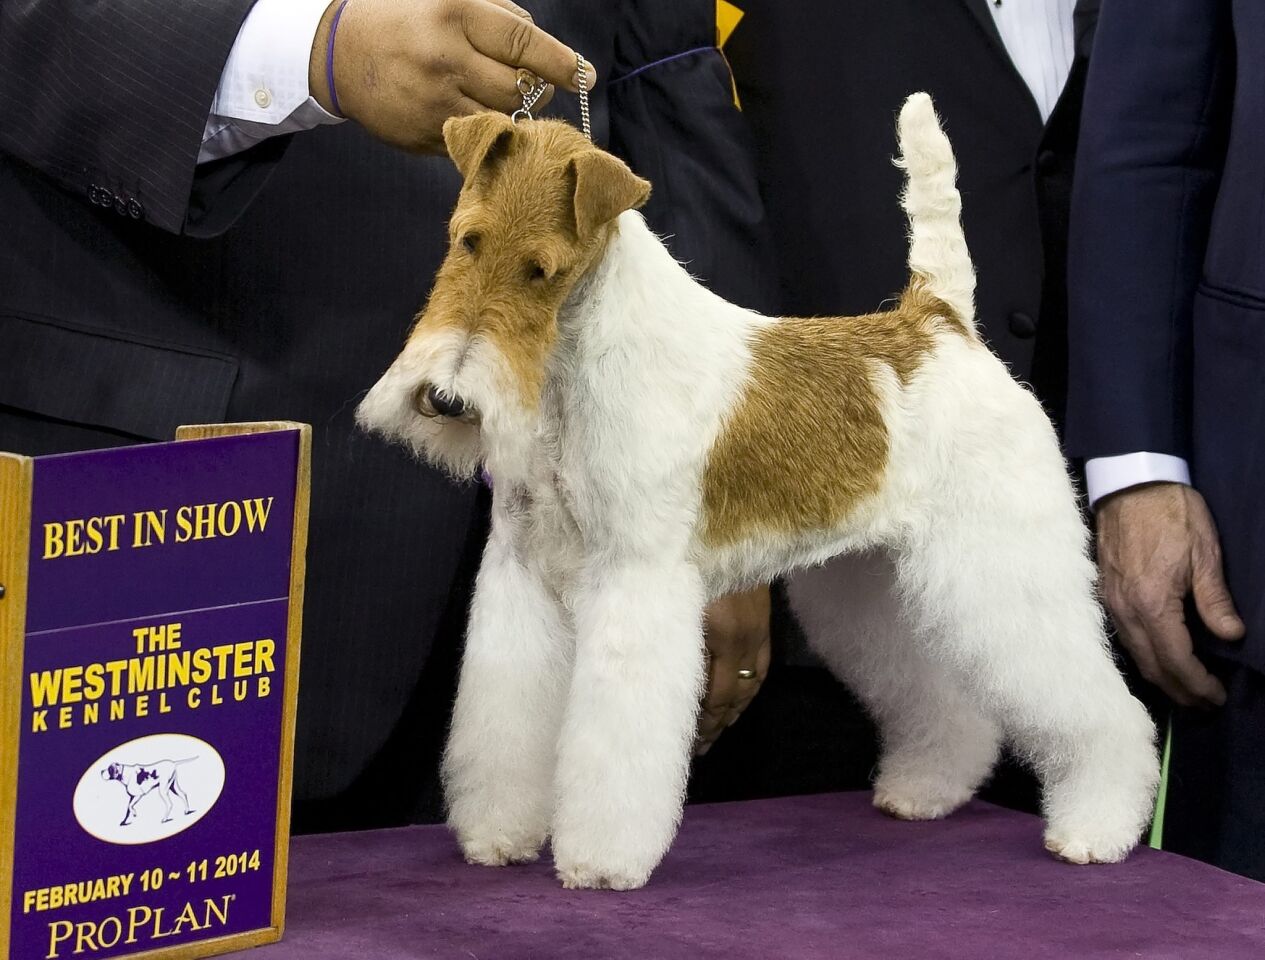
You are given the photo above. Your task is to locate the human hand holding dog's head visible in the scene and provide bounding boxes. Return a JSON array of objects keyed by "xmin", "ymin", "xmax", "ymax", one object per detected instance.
[
  {"xmin": 1096, "ymin": 482, "xmax": 1245, "ymax": 708},
  {"xmin": 309, "ymin": 0, "xmax": 597, "ymax": 153}
]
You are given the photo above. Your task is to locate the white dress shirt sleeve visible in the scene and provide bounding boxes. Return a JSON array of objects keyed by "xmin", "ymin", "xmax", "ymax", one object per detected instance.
[
  {"xmin": 199, "ymin": 0, "xmax": 343, "ymax": 165},
  {"xmin": 1084, "ymin": 452, "xmax": 1192, "ymax": 507}
]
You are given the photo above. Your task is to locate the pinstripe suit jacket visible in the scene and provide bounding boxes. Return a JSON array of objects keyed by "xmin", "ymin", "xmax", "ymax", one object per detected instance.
[
  {"xmin": 0, "ymin": 0, "xmax": 775, "ymax": 827},
  {"xmin": 728, "ymin": 0, "xmax": 1099, "ymax": 432}
]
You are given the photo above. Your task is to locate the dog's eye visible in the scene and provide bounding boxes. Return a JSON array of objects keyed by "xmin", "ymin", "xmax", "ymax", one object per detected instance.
[
  {"xmin": 461, "ymin": 234, "xmax": 480, "ymax": 255},
  {"xmin": 526, "ymin": 260, "xmax": 548, "ymax": 282}
]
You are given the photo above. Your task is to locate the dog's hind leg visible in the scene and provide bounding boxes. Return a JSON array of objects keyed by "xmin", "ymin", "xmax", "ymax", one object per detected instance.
[
  {"xmin": 787, "ymin": 549, "xmax": 1000, "ymax": 821},
  {"xmin": 896, "ymin": 449, "xmax": 1159, "ymax": 863},
  {"xmin": 551, "ymin": 558, "xmax": 707, "ymax": 891},
  {"xmin": 443, "ymin": 497, "xmax": 571, "ymax": 868},
  {"xmin": 169, "ymin": 775, "xmax": 194, "ymax": 815},
  {"xmin": 157, "ymin": 785, "xmax": 174, "ymax": 823}
]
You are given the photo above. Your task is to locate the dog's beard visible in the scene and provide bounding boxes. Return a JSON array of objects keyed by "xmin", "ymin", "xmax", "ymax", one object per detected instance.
[
  {"xmin": 358, "ymin": 369, "xmax": 484, "ymax": 482},
  {"xmin": 358, "ymin": 328, "xmax": 540, "ymax": 481}
]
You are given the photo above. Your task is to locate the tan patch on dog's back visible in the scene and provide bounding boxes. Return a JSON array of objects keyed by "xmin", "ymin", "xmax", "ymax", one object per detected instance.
[{"xmin": 700, "ymin": 281, "xmax": 957, "ymax": 546}]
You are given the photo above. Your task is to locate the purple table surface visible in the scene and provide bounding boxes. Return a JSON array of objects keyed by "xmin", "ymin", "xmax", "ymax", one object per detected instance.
[{"xmin": 233, "ymin": 792, "xmax": 1265, "ymax": 960}]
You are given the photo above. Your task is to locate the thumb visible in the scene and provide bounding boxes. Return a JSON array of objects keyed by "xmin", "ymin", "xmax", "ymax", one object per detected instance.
[{"xmin": 1192, "ymin": 548, "xmax": 1246, "ymax": 642}]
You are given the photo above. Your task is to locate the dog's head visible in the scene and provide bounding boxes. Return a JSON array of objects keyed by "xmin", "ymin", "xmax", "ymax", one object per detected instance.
[
  {"xmin": 100, "ymin": 763, "xmax": 121, "ymax": 782},
  {"xmin": 357, "ymin": 113, "xmax": 651, "ymax": 478}
]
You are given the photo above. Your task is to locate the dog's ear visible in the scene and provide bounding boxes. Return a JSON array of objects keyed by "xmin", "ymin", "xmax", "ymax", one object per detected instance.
[
  {"xmin": 571, "ymin": 150, "xmax": 651, "ymax": 239},
  {"xmin": 443, "ymin": 112, "xmax": 516, "ymax": 181}
]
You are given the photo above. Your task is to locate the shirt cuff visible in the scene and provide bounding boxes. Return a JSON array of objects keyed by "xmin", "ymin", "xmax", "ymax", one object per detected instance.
[
  {"xmin": 200, "ymin": 0, "xmax": 342, "ymax": 164},
  {"xmin": 1084, "ymin": 452, "xmax": 1192, "ymax": 508}
]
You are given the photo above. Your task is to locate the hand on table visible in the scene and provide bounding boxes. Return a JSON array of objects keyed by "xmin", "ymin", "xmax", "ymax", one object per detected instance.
[
  {"xmin": 1096, "ymin": 482, "xmax": 1245, "ymax": 707},
  {"xmin": 309, "ymin": 0, "xmax": 596, "ymax": 152},
  {"xmin": 696, "ymin": 584, "xmax": 772, "ymax": 756}
]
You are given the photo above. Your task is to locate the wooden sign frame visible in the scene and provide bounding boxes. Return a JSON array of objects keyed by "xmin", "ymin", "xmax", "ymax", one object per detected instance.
[{"xmin": 0, "ymin": 422, "xmax": 310, "ymax": 960}]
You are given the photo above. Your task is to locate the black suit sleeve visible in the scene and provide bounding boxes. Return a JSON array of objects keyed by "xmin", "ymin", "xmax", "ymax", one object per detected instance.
[
  {"xmin": 1065, "ymin": 0, "xmax": 1235, "ymax": 460},
  {"xmin": 0, "ymin": 0, "xmax": 266, "ymax": 234}
]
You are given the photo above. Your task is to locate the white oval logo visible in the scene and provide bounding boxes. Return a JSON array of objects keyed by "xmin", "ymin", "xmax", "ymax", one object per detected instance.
[{"xmin": 73, "ymin": 733, "xmax": 225, "ymax": 845}]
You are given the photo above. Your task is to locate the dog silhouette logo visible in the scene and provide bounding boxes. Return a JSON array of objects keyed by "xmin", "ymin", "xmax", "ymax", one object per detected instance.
[
  {"xmin": 100, "ymin": 757, "xmax": 197, "ymax": 826},
  {"xmin": 75, "ymin": 734, "xmax": 225, "ymax": 845}
]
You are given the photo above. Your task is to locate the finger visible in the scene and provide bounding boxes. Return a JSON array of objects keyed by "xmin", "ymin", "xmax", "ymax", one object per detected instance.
[
  {"xmin": 448, "ymin": 95, "xmax": 486, "ymax": 118},
  {"xmin": 725, "ymin": 687, "xmax": 761, "ymax": 728},
  {"xmin": 483, "ymin": 0, "xmax": 533, "ymax": 21},
  {"xmin": 705, "ymin": 658, "xmax": 742, "ymax": 732},
  {"xmin": 445, "ymin": 96, "xmax": 493, "ymax": 134},
  {"xmin": 695, "ymin": 650, "xmax": 731, "ymax": 749},
  {"xmin": 1159, "ymin": 655, "xmax": 1226, "ymax": 708},
  {"xmin": 722, "ymin": 654, "xmax": 767, "ymax": 730},
  {"xmin": 464, "ymin": 3, "xmax": 595, "ymax": 92},
  {"xmin": 695, "ymin": 717, "xmax": 723, "ymax": 754},
  {"xmin": 1144, "ymin": 610, "xmax": 1227, "ymax": 707},
  {"xmin": 730, "ymin": 647, "xmax": 769, "ymax": 717},
  {"xmin": 1112, "ymin": 613, "xmax": 1164, "ymax": 688},
  {"xmin": 718, "ymin": 635, "xmax": 770, "ymax": 730},
  {"xmin": 722, "ymin": 679, "xmax": 761, "ymax": 728},
  {"xmin": 1192, "ymin": 544, "xmax": 1247, "ymax": 642},
  {"xmin": 1112, "ymin": 611, "xmax": 1197, "ymax": 706},
  {"xmin": 696, "ymin": 699, "xmax": 734, "ymax": 754},
  {"xmin": 458, "ymin": 56, "xmax": 530, "ymax": 114},
  {"xmin": 700, "ymin": 666, "xmax": 762, "ymax": 748},
  {"xmin": 400, "ymin": 95, "xmax": 485, "ymax": 153}
]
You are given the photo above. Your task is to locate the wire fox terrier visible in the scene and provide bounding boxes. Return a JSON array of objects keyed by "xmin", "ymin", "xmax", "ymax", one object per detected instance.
[{"xmin": 359, "ymin": 94, "xmax": 1159, "ymax": 890}]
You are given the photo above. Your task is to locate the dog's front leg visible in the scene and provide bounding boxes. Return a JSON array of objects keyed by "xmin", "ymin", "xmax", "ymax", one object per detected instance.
[
  {"xmin": 443, "ymin": 500, "xmax": 571, "ymax": 868},
  {"xmin": 552, "ymin": 559, "xmax": 706, "ymax": 890}
]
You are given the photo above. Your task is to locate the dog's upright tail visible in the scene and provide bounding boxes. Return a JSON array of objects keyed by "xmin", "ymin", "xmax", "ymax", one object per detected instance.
[{"xmin": 895, "ymin": 92, "xmax": 977, "ymax": 332}]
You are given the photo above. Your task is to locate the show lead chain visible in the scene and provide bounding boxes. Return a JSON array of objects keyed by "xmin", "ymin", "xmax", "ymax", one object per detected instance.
[
  {"xmin": 512, "ymin": 51, "xmax": 592, "ymax": 142},
  {"xmin": 575, "ymin": 52, "xmax": 591, "ymax": 140}
]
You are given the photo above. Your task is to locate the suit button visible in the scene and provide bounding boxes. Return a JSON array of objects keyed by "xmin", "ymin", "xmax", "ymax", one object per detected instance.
[
  {"xmin": 1037, "ymin": 150, "xmax": 1059, "ymax": 174},
  {"xmin": 127, "ymin": 198, "xmax": 144, "ymax": 219},
  {"xmin": 113, "ymin": 196, "xmax": 129, "ymax": 216},
  {"xmin": 1008, "ymin": 311, "xmax": 1038, "ymax": 338}
]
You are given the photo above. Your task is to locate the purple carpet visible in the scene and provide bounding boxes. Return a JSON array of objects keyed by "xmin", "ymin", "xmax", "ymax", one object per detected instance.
[{"xmin": 237, "ymin": 792, "xmax": 1265, "ymax": 959}]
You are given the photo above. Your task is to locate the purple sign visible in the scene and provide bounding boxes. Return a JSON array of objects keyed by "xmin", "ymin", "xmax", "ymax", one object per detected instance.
[{"xmin": 2, "ymin": 429, "xmax": 305, "ymax": 960}]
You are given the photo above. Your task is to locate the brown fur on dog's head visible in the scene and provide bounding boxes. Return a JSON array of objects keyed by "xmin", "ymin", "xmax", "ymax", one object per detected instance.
[
  {"xmin": 427, "ymin": 113, "xmax": 649, "ymax": 408},
  {"xmin": 357, "ymin": 114, "xmax": 650, "ymax": 478}
]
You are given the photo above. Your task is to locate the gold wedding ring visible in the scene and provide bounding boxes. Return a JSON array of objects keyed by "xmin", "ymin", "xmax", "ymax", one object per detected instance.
[{"xmin": 737, "ymin": 668, "xmax": 757, "ymax": 680}]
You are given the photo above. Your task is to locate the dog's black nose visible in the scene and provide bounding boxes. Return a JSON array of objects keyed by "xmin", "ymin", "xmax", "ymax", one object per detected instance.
[{"xmin": 426, "ymin": 386, "xmax": 466, "ymax": 418}]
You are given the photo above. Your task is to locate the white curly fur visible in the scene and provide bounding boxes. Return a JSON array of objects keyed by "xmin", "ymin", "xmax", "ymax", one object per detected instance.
[{"xmin": 358, "ymin": 94, "xmax": 1158, "ymax": 889}]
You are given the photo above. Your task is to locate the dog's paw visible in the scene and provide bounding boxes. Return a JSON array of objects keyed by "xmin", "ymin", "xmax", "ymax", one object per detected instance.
[
  {"xmin": 873, "ymin": 776, "xmax": 972, "ymax": 822},
  {"xmin": 551, "ymin": 834, "xmax": 659, "ymax": 891},
  {"xmin": 458, "ymin": 833, "xmax": 544, "ymax": 868},
  {"xmin": 1042, "ymin": 828, "xmax": 1135, "ymax": 865},
  {"xmin": 1042, "ymin": 771, "xmax": 1151, "ymax": 865},
  {"xmin": 555, "ymin": 860, "xmax": 650, "ymax": 891}
]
